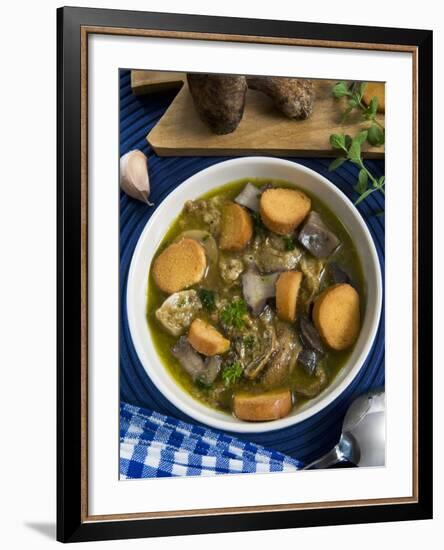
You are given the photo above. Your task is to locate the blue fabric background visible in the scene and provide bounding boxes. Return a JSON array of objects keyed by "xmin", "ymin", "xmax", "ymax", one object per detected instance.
[{"xmin": 119, "ymin": 69, "xmax": 385, "ymax": 464}]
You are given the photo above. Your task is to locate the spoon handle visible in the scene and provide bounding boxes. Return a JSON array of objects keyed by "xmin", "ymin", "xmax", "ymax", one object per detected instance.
[{"xmin": 303, "ymin": 445, "xmax": 346, "ymax": 470}]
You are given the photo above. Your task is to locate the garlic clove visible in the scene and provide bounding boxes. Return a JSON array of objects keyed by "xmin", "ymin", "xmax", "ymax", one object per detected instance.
[{"xmin": 119, "ymin": 150, "xmax": 153, "ymax": 205}]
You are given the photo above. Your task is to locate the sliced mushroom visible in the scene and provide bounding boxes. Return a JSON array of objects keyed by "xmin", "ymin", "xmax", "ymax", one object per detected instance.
[
  {"xmin": 298, "ymin": 211, "xmax": 340, "ymax": 258},
  {"xmin": 327, "ymin": 261, "xmax": 358, "ymax": 290},
  {"xmin": 172, "ymin": 339, "xmax": 222, "ymax": 387},
  {"xmin": 234, "ymin": 182, "xmax": 261, "ymax": 212},
  {"xmin": 261, "ymin": 323, "xmax": 301, "ymax": 388},
  {"xmin": 299, "ymin": 314, "xmax": 325, "ymax": 355},
  {"xmin": 241, "ymin": 269, "xmax": 279, "ymax": 316},
  {"xmin": 199, "ymin": 356, "xmax": 222, "ymax": 386},
  {"xmin": 328, "ymin": 262, "xmax": 350, "ymax": 284},
  {"xmin": 297, "ymin": 349, "xmax": 321, "ymax": 376},
  {"xmin": 243, "ymin": 306, "xmax": 278, "ymax": 380},
  {"xmin": 299, "ymin": 255, "xmax": 325, "ymax": 310},
  {"xmin": 171, "ymin": 337, "xmax": 205, "ymax": 381}
]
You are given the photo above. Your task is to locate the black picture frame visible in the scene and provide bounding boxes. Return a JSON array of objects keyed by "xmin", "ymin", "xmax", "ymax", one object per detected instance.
[{"xmin": 57, "ymin": 6, "xmax": 433, "ymax": 543}]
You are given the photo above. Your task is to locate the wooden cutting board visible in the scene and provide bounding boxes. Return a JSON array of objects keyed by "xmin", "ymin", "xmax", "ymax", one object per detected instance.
[
  {"xmin": 147, "ymin": 79, "xmax": 384, "ymax": 158},
  {"xmin": 131, "ymin": 70, "xmax": 185, "ymax": 95}
]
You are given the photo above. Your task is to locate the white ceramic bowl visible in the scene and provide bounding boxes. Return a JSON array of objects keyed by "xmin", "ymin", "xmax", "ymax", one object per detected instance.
[{"xmin": 127, "ymin": 157, "xmax": 382, "ymax": 433}]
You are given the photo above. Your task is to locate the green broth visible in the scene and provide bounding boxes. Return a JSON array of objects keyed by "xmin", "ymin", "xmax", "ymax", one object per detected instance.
[{"xmin": 147, "ymin": 178, "xmax": 365, "ymax": 416}]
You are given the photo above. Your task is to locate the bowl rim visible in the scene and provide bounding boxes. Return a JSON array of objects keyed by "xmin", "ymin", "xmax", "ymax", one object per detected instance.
[{"xmin": 126, "ymin": 156, "xmax": 382, "ymax": 433}]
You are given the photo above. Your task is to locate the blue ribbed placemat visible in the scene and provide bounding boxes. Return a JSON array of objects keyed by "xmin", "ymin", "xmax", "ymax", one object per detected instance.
[{"xmin": 119, "ymin": 69, "xmax": 385, "ymax": 464}]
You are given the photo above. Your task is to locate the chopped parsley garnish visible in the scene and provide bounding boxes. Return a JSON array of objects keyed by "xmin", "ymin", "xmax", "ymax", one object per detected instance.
[
  {"xmin": 220, "ymin": 298, "xmax": 247, "ymax": 329},
  {"xmin": 222, "ymin": 361, "xmax": 243, "ymax": 386},
  {"xmin": 283, "ymin": 235, "xmax": 296, "ymax": 251},
  {"xmin": 197, "ymin": 288, "xmax": 216, "ymax": 312}
]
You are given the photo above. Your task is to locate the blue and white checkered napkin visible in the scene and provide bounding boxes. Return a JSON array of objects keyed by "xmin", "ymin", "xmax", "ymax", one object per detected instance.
[{"xmin": 120, "ymin": 402, "xmax": 302, "ymax": 478}]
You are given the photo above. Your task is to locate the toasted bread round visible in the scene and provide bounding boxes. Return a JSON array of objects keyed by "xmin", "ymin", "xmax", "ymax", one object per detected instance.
[
  {"xmin": 152, "ymin": 238, "xmax": 207, "ymax": 294},
  {"xmin": 219, "ymin": 202, "xmax": 253, "ymax": 251},
  {"xmin": 188, "ymin": 318, "xmax": 230, "ymax": 356},
  {"xmin": 233, "ymin": 390, "xmax": 292, "ymax": 422},
  {"xmin": 276, "ymin": 271, "xmax": 303, "ymax": 322},
  {"xmin": 260, "ymin": 188, "xmax": 311, "ymax": 235},
  {"xmin": 362, "ymin": 82, "xmax": 385, "ymax": 113},
  {"xmin": 312, "ymin": 283, "xmax": 360, "ymax": 350}
]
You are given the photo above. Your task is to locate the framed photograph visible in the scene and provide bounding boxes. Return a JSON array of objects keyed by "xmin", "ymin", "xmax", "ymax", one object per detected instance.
[{"xmin": 57, "ymin": 6, "xmax": 433, "ymax": 543}]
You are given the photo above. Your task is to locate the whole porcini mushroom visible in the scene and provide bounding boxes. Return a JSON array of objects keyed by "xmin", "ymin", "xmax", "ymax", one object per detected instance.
[
  {"xmin": 119, "ymin": 149, "xmax": 153, "ymax": 204},
  {"xmin": 187, "ymin": 73, "xmax": 248, "ymax": 135},
  {"xmin": 247, "ymin": 76, "xmax": 315, "ymax": 119}
]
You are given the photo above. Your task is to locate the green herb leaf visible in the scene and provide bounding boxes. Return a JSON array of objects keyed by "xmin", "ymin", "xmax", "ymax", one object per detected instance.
[
  {"xmin": 330, "ymin": 133, "xmax": 346, "ymax": 150},
  {"xmin": 331, "ymin": 81, "xmax": 350, "ymax": 98},
  {"xmin": 329, "ymin": 79, "xmax": 385, "ymax": 211},
  {"xmin": 374, "ymin": 176, "xmax": 385, "ymax": 191},
  {"xmin": 355, "ymin": 130, "xmax": 369, "ymax": 145},
  {"xmin": 367, "ymin": 124, "xmax": 385, "ymax": 147},
  {"xmin": 222, "ymin": 361, "xmax": 243, "ymax": 386},
  {"xmin": 355, "ymin": 169, "xmax": 368, "ymax": 194},
  {"xmin": 348, "ymin": 140, "xmax": 362, "ymax": 163},
  {"xmin": 363, "ymin": 98, "xmax": 379, "ymax": 121},
  {"xmin": 348, "ymin": 98, "xmax": 358, "ymax": 108},
  {"xmin": 359, "ymin": 81, "xmax": 368, "ymax": 98},
  {"xmin": 220, "ymin": 298, "xmax": 247, "ymax": 329},
  {"xmin": 369, "ymin": 96, "xmax": 379, "ymax": 117},
  {"xmin": 282, "ymin": 235, "xmax": 296, "ymax": 251},
  {"xmin": 355, "ymin": 187, "xmax": 378, "ymax": 205},
  {"xmin": 197, "ymin": 288, "xmax": 216, "ymax": 312},
  {"xmin": 328, "ymin": 157, "xmax": 346, "ymax": 171}
]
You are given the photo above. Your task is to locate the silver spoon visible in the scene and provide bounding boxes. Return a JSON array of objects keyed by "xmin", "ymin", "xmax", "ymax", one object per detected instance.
[{"xmin": 304, "ymin": 389, "xmax": 385, "ymax": 469}]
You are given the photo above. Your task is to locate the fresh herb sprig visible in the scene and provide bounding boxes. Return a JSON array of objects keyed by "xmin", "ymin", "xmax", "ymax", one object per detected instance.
[
  {"xmin": 221, "ymin": 361, "xmax": 243, "ymax": 386},
  {"xmin": 329, "ymin": 131, "xmax": 385, "ymax": 205},
  {"xmin": 332, "ymin": 81, "xmax": 385, "ymax": 147},
  {"xmin": 220, "ymin": 298, "xmax": 248, "ymax": 329}
]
